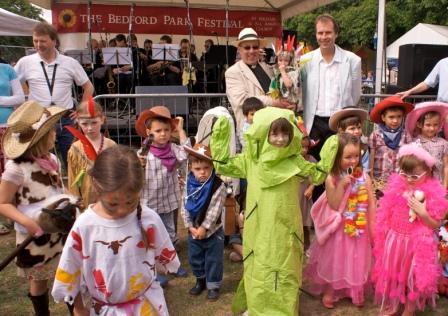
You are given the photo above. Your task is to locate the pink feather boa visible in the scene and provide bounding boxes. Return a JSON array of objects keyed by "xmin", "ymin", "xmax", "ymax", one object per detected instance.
[{"xmin": 372, "ymin": 174, "xmax": 447, "ymax": 298}]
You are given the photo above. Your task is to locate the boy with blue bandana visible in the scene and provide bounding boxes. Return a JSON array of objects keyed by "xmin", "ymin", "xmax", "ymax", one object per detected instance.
[{"xmin": 181, "ymin": 143, "xmax": 227, "ymax": 301}]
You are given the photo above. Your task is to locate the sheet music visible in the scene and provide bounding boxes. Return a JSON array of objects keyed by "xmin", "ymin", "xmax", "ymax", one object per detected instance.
[
  {"xmin": 102, "ymin": 47, "xmax": 133, "ymax": 65},
  {"xmin": 65, "ymin": 49, "xmax": 95, "ymax": 64},
  {"xmin": 152, "ymin": 44, "xmax": 180, "ymax": 61}
]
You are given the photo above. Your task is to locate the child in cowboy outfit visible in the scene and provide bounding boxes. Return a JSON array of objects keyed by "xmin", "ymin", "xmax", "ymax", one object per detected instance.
[
  {"xmin": 0, "ymin": 101, "xmax": 72, "ymax": 315},
  {"xmin": 181, "ymin": 143, "xmax": 227, "ymax": 301},
  {"xmin": 369, "ymin": 96, "xmax": 413, "ymax": 197},
  {"xmin": 135, "ymin": 105, "xmax": 189, "ymax": 280}
]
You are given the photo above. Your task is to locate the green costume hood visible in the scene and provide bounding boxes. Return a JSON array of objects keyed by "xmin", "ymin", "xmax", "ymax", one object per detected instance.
[{"xmin": 244, "ymin": 107, "xmax": 303, "ymax": 188}]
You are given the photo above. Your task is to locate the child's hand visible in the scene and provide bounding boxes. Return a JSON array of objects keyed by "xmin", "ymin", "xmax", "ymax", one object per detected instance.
[
  {"xmin": 304, "ymin": 185, "xmax": 314, "ymax": 199},
  {"xmin": 196, "ymin": 226, "xmax": 207, "ymax": 239},
  {"xmin": 189, "ymin": 226, "xmax": 197, "ymax": 238},
  {"xmin": 408, "ymin": 197, "xmax": 428, "ymax": 218},
  {"xmin": 175, "ymin": 116, "xmax": 184, "ymax": 131},
  {"xmin": 23, "ymin": 217, "xmax": 44, "ymax": 237},
  {"xmin": 279, "ymin": 63, "xmax": 286, "ymax": 73},
  {"xmin": 340, "ymin": 174, "xmax": 354, "ymax": 188}
]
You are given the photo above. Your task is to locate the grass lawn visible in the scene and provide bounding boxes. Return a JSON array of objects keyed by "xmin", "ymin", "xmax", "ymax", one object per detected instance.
[{"xmin": 1, "ymin": 227, "xmax": 447, "ymax": 315}]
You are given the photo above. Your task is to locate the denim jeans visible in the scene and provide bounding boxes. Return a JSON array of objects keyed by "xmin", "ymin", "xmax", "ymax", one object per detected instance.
[
  {"xmin": 158, "ymin": 210, "xmax": 178, "ymax": 245},
  {"xmin": 188, "ymin": 227, "xmax": 224, "ymax": 289},
  {"xmin": 56, "ymin": 116, "xmax": 74, "ymax": 172}
]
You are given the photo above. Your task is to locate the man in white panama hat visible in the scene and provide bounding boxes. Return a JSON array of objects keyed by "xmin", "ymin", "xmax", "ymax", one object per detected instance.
[{"xmin": 226, "ymin": 27, "xmax": 296, "ymax": 130}]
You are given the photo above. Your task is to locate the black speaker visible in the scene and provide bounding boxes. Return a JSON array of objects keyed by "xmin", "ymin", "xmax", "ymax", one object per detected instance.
[{"xmin": 398, "ymin": 44, "xmax": 448, "ymax": 90}]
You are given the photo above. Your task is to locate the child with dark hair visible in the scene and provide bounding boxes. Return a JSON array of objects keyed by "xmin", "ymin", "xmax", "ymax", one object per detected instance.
[
  {"xmin": 210, "ymin": 107, "xmax": 326, "ymax": 315},
  {"xmin": 369, "ymin": 96, "xmax": 413, "ymax": 197},
  {"xmin": 305, "ymin": 133, "xmax": 375, "ymax": 309},
  {"xmin": 299, "ymin": 135, "xmax": 317, "ymax": 251},
  {"xmin": 238, "ymin": 97, "xmax": 264, "ymax": 150},
  {"xmin": 181, "ymin": 143, "xmax": 227, "ymax": 300},
  {"xmin": 52, "ymin": 145, "xmax": 180, "ymax": 315}
]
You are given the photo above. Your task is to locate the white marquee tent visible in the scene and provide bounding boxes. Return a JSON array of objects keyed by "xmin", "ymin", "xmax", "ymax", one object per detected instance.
[
  {"xmin": 0, "ymin": 8, "xmax": 39, "ymax": 36},
  {"xmin": 387, "ymin": 23, "xmax": 448, "ymax": 59}
]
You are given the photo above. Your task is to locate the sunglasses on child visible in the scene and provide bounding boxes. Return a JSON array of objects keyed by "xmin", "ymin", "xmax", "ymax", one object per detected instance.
[
  {"xmin": 398, "ymin": 170, "xmax": 426, "ymax": 181},
  {"xmin": 241, "ymin": 45, "xmax": 260, "ymax": 51}
]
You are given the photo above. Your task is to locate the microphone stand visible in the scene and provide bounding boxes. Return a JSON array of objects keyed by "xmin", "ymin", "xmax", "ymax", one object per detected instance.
[
  {"xmin": 87, "ymin": 0, "xmax": 95, "ymax": 88},
  {"xmin": 185, "ymin": 0, "xmax": 194, "ymax": 92},
  {"xmin": 127, "ymin": 3, "xmax": 135, "ymax": 93}
]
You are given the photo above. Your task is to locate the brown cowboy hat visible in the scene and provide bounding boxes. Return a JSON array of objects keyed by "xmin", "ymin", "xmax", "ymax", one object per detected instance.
[
  {"xmin": 135, "ymin": 105, "xmax": 179, "ymax": 138},
  {"xmin": 329, "ymin": 106, "xmax": 368, "ymax": 131},
  {"xmin": 184, "ymin": 143, "xmax": 212, "ymax": 162},
  {"xmin": 2, "ymin": 101, "xmax": 67, "ymax": 159},
  {"xmin": 370, "ymin": 96, "xmax": 413, "ymax": 124}
]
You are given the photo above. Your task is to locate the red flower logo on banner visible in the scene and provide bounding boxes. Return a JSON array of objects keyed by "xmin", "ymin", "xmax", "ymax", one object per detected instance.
[{"xmin": 58, "ymin": 9, "xmax": 77, "ymax": 28}]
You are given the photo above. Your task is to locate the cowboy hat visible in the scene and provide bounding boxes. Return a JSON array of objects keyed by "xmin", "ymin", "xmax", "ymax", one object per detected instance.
[
  {"xmin": 2, "ymin": 101, "xmax": 67, "ymax": 159},
  {"xmin": 184, "ymin": 143, "xmax": 212, "ymax": 162},
  {"xmin": 370, "ymin": 96, "xmax": 413, "ymax": 124},
  {"xmin": 135, "ymin": 105, "xmax": 179, "ymax": 138},
  {"xmin": 329, "ymin": 106, "xmax": 368, "ymax": 131},
  {"xmin": 404, "ymin": 101, "xmax": 448, "ymax": 136},
  {"xmin": 233, "ymin": 27, "xmax": 268, "ymax": 47}
]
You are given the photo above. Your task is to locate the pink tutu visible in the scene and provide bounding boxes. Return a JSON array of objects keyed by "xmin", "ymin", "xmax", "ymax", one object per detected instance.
[
  {"xmin": 372, "ymin": 174, "xmax": 447, "ymax": 312},
  {"xmin": 305, "ymin": 221, "xmax": 371, "ymax": 305}
]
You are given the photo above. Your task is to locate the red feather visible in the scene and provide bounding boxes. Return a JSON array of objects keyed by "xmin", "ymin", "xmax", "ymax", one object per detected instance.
[
  {"xmin": 65, "ymin": 126, "xmax": 98, "ymax": 160},
  {"xmin": 88, "ymin": 96, "xmax": 95, "ymax": 118},
  {"xmin": 275, "ymin": 38, "xmax": 282, "ymax": 54},
  {"xmin": 286, "ymin": 35, "xmax": 295, "ymax": 52}
]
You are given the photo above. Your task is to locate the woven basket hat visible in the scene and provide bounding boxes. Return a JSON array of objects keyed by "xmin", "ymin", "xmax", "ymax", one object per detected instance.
[{"xmin": 2, "ymin": 101, "xmax": 67, "ymax": 159}]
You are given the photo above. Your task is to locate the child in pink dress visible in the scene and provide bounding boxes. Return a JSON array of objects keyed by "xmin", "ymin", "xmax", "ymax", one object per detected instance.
[
  {"xmin": 305, "ymin": 133, "xmax": 376, "ymax": 309},
  {"xmin": 372, "ymin": 143, "xmax": 448, "ymax": 316}
]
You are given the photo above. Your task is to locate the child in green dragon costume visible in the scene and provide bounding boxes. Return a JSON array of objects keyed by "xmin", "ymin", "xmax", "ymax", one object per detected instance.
[{"xmin": 210, "ymin": 107, "xmax": 328, "ymax": 315}]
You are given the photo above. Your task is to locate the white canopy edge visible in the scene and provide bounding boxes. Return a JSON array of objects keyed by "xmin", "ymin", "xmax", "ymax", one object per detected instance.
[
  {"xmin": 0, "ymin": 8, "xmax": 40, "ymax": 36},
  {"xmin": 30, "ymin": 0, "xmax": 338, "ymax": 20}
]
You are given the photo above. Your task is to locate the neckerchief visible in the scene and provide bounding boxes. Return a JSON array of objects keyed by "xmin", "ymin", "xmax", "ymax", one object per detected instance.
[
  {"xmin": 149, "ymin": 142, "xmax": 177, "ymax": 172},
  {"xmin": 33, "ymin": 155, "xmax": 59, "ymax": 174},
  {"xmin": 379, "ymin": 123, "xmax": 403, "ymax": 150},
  {"xmin": 185, "ymin": 171, "xmax": 215, "ymax": 219}
]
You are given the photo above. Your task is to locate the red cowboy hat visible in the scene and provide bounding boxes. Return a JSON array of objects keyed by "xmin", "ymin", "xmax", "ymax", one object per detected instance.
[
  {"xmin": 370, "ymin": 96, "xmax": 413, "ymax": 124},
  {"xmin": 135, "ymin": 105, "xmax": 179, "ymax": 138}
]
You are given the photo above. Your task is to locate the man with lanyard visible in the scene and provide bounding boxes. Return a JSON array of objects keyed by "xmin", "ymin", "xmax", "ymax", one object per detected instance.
[
  {"xmin": 300, "ymin": 14, "xmax": 362, "ymax": 159},
  {"xmin": 15, "ymin": 22, "xmax": 94, "ymax": 170},
  {"xmin": 225, "ymin": 27, "xmax": 295, "ymax": 130}
]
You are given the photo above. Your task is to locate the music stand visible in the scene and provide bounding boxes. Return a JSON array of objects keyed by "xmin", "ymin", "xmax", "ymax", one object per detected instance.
[
  {"xmin": 152, "ymin": 44, "xmax": 180, "ymax": 62},
  {"xmin": 102, "ymin": 47, "xmax": 133, "ymax": 66},
  {"xmin": 102, "ymin": 47, "xmax": 134, "ymax": 119},
  {"xmin": 65, "ymin": 49, "xmax": 95, "ymax": 65}
]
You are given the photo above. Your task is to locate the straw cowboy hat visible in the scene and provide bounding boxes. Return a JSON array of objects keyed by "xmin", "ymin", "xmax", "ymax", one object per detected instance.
[
  {"xmin": 184, "ymin": 143, "xmax": 212, "ymax": 162},
  {"xmin": 405, "ymin": 101, "xmax": 448, "ymax": 136},
  {"xmin": 329, "ymin": 106, "xmax": 368, "ymax": 131},
  {"xmin": 233, "ymin": 27, "xmax": 268, "ymax": 47},
  {"xmin": 135, "ymin": 105, "xmax": 179, "ymax": 138},
  {"xmin": 2, "ymin": 101, "xmax": 67, "ymax": 159},
  {"xmin": 370, "ymin": 96, "xmax": 413, "ymax": 124}
]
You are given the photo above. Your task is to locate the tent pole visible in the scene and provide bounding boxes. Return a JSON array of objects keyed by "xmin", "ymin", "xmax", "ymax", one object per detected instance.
[
  {"xmin": 225, "ymin": 0, "xmax": 229, "ymax": 67},
  {"xmin": 375, "ymin": 0, "xmax": 385, "ymax": 98}
]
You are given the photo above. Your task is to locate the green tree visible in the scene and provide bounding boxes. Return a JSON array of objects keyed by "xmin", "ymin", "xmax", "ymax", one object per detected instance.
[{"xmin": 0, "ymin": 0, "xmax": 42, "ymax": 62}]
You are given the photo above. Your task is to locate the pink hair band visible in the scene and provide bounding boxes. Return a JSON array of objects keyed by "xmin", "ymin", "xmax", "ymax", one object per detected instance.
[{"xmin": 397, "ymin": 143, "xmax": 436, "ymax": 168}]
